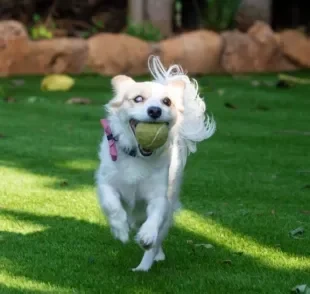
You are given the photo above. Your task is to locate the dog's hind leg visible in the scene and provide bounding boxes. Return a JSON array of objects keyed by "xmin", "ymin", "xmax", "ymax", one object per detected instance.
[
  {"xmin": 154, "ymin": 246, "xmax": 165, "ymax": 261},
  {"xmin": 97, "ymin": 183, "xmax": 129, "ymax": 243},
  {"xmin": 132, "ymin": 247, "xmax": 158, "ymax": 272}
]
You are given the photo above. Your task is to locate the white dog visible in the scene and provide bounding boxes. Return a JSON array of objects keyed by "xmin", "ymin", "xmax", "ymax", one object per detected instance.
[{"xmin": 96, "ymin": 56, "xmax": 215, "ymax": 272}]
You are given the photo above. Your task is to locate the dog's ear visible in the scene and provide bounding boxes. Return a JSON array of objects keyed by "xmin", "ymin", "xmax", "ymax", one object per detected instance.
[
  {"xmin": 109, "ymin": 75, "xmax": 135, "ymax": 107},
  {"xmin": 168, "ymin": 79, "xmax": 186, "ymax": 91},
  {"xmin": 168, "ymin": 80, "xmax": 185, "ymax": 113},
  {"xmin": 111, "ymin": 75, "xmax": 135, "ymax": 93}
]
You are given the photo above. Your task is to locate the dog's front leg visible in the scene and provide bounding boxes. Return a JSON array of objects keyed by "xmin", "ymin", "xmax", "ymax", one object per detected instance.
[
  {"xmin": 97, "ymin": 183, "xmax": 129, "ymax": 243},
  {"xmin": 133, "ymin": 193, "xmax": 168, "ymax": 272},
  {"xmin": 135, "ymin": 196, "xmax": 168, "ymax": 250}
]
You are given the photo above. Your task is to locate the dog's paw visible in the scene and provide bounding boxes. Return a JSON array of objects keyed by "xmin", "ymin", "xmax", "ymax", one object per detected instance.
[
  {"xmin": 135, "ymin": 222, "xmax": 158, "ymax": 249},
  {"xmin": 131, "ymin": 266, "xmax": 150, "ymax": 272},
  {"xmin": 111, "ymin": 223, "xmax": 129, "ymax": 243},
  {"xmin": 154, "ymin": 248, "xmax": 165, "ymax": 262}
]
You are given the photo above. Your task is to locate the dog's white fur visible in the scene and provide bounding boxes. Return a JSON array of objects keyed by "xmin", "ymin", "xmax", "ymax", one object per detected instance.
[{"xmin": 96, "ymin": 56, "xmax": 216, "ymax": 271}]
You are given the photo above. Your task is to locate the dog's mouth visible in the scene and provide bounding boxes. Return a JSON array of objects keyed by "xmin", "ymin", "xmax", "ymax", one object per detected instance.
[
  {"xmin": 130, "ymin": 119, "xmax": 152, "ymax": 156},
  {"xmin": 129, "ymin": 119, "xmax": 169, "ymax": 157}
]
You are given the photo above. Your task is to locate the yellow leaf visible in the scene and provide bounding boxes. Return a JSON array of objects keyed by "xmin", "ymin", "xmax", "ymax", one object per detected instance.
[{"xmin": 41, "ymin": 74, "xmax": 75, "ymax": 91}]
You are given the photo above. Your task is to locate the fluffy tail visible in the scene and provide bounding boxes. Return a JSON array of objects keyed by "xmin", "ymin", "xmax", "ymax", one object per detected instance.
[{"xmin": 148, "ymin": 55, "xmax": 216, "ymax": 166}]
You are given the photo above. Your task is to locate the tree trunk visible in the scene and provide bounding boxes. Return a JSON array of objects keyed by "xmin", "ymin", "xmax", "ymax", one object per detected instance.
[{"xmin": 128, "ymin": 0, "xmax": 174, "ymax": 37}]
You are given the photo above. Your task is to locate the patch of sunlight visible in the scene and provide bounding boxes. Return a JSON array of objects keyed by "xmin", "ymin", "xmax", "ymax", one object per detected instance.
[
  {"xmin": 0, "ymin": 166, "xmax": 56, "ymax": 192},
  {"xmin": 0, "ymin": 271, "xmax": 71, "ymax": 293},
  {"xmin": 0, "ymin": 216, "xmax": 47, "ymax": 235},
  {"xmin": 55, "ymin": 159, "xmax": 97, "ymax": 171},
  {"xmin": 175, "ymin": 210, "xmax": 310, "ymax": 270}
]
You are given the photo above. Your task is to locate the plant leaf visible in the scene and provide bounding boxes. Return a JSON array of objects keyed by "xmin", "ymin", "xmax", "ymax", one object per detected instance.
[
  {"xmin": 194, "ymin": 243, "xmax": 214, "ymax": 249},
  {"xmin": 289, "ymin": 227, "xmax": 305, "ymax": 238}
]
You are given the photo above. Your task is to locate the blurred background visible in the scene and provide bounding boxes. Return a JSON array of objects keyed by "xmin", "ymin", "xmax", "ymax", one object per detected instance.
[{"xmin": 0, "ymin": 0, "xmax": 309, "ymax": 77}]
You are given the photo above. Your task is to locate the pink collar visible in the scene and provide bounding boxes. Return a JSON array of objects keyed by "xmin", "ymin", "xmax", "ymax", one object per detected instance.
[{"xmin": 100, "ymin": 119, "xmax": 118, "ymax": 161}]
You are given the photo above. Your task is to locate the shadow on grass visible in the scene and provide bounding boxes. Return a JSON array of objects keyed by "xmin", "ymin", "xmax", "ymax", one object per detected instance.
[{"xmin": 0, "ymin": 208, "xmax": 308, "ymax": 294}]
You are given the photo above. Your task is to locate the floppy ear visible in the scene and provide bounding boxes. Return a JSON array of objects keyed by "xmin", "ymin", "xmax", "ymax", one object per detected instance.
[
  {"xmin": 109, "ymin": 75, "xmax": 135, "ymax": 107},
  {"xmin": 111, "ymin": 75, "xmax": 135, "ymax": 93},
  {"xmin": 168, "ymin": 79, "xmax": 186, "ymax": 90}
]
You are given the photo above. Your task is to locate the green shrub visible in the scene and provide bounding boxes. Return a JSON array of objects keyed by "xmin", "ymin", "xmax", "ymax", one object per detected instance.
[
  {"xmin": 30, "ymin": 14, "xmax": 54, "ymax": 40},
  {"xmin": 204, "ymin": 0, "xmax": 242, "ymax": 31},
  {"xmin": 125, "ymin": 20, "xmax": 162, "ymax": 42}
]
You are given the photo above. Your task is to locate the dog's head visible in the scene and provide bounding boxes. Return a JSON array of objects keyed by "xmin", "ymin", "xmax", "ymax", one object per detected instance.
[{"xmin": 105, "ymin": 75, "xmax": 185, "ymax": 157}]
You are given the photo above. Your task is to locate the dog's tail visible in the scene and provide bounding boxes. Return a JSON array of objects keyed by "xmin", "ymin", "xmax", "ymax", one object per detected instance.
[{"xmin": 148, "ymin": 55, "xmax": 216, "ymax": 167}]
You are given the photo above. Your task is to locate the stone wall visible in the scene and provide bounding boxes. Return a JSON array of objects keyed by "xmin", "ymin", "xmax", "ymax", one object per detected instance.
[{"xmin": 1, "ymin": 20, "xmax": 309, "ymax": 77}]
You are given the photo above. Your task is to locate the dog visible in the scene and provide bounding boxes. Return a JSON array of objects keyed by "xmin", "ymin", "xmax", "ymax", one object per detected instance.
[{"xmin": 96, "ymin": 56, "xmax": 216, "ymax": 272}]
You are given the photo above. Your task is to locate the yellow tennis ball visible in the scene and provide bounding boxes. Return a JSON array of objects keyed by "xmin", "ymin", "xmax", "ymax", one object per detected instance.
[{"xmin": 135, "ymin": 123, "xmax": 169, "ymax": 150}]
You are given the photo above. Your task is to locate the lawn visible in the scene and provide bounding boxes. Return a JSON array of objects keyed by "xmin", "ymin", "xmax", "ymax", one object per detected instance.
[{"xmin": 0, "ymin": 71, "xmax": 309, "ymax": 294}]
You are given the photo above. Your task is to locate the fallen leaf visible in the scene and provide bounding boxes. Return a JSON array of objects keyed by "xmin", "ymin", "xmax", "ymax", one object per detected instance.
[
  {"xmin": 262, "ymin": 81, "xmax": 274, "ymax": 87},
  {"xmin": 205, "ymin": 211, "xmax": 215, "ymax": 217},
  {"xmin": 0, "ymin": 133, "xmax": 6, "ymax": 139},
  {"xmin": 221, "ymin": 259, "xmax": 232, "ymax": 265},
  {"xmin": 11, "ymin": 79, "xmax": 25, "ymax": 87},
  {"xmin": 291, "ymin": 284, "xmax": 310, "ymax": 294},
  {"xmin": 276, "ymin": 130, "xmax": 310, "ymax": 136},
  {"xmin": 217, "ymin": 89, "xmax": 225, "ymax": 96},
  {"xmin": 66, "ymin": 97, "xmax": 91, "ymax": 105},
  {"xmin": 233, "ymin": 251, "xmax": 244, "ymax": 256},
  {"xmin": 41, "ymin": 74, "xmax": 75, "ymax": 91},
  {"xmin": 256, "ymin": 105, "xmax": 270, "ymax": 111},
  {"xmin": 27, "ymin": 96, "xmax": 38, "ymax": 103},
  {"xmin": 276, "ymin": 78, "xmax": 292, "ymax": 88},
  {"xmin": 194, "ymin": 243, "xmax": 214, "ymax": 249},
  {"xmin": 60, "ymin": 180, "xmax": 69, "ymax": 187},
  {"xmin": 289, "ymin": 227, "xmax": 305, "ymax": 238},
  {"xmin": 251, "ymin": 80, "xmax": 260, "ymax": 87},
  {"xmin": 3, "ymin": 97, "xmax": 16, "ymax": 103},
  {"xmin": 224, "ymin": 102, "xmax": 237, "ymax": 109},
  {"xmin": 239, "ymin": 209, "xmax": 249, "ymax": 216},
  {"xmin": 271, "ymin": 209, "xmax": 275, "ymax": 215},
  {"xmin": 300, "ymin": 210, "xmax": 310, "ymax": 215},
  {"xmin": 279, "ymin": 73, "xmax": 310, "ymax": 85}
]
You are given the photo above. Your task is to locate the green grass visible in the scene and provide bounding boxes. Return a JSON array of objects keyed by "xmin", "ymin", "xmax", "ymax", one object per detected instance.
[{"xmin": 0, "ymin": 72, "xmax": 309, "ymax": 293}]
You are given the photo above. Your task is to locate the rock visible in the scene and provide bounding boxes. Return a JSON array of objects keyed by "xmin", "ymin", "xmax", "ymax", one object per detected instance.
[
  {"xmin": 9, "ymin": 38, "xmax": 88, "ymax": 75},
  {"xmin": 221, "ymin": 21, "xmax": 298, "ymax": 73},
  {"xmin": 0, "ymin": 20, "xmax": 29, "ymax": 77},
  {"xmin": 87, "ymin": 33, "xmax": 152, "ymax": 76},
  {"xmin": 156, "ymin": 30, "xmax": 224, "ymax": 74},
  {"xmin": 278, "ymin": 29, "xmax": 310, "ymax": 68}
]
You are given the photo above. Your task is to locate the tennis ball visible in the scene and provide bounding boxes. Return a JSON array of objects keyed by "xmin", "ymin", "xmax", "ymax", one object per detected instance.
[{"xmin": 135, "ymin": 123, "xmax": 169, "ymax": 150}]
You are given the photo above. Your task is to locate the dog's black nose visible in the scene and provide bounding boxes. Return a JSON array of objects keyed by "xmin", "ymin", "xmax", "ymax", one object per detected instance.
[{"xmin": 147, "ymin": 106, "xmax": 162, "ymax": 119}]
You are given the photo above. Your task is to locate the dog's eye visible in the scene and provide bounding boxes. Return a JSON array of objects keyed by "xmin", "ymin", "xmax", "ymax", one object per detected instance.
[
  {"xmin": 133, "ymin": 96, "xmax": 144, "ymax": 103},
  {"xmin": 162, "ymin": 97, "xmax": 171, "ymax": 107}
]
